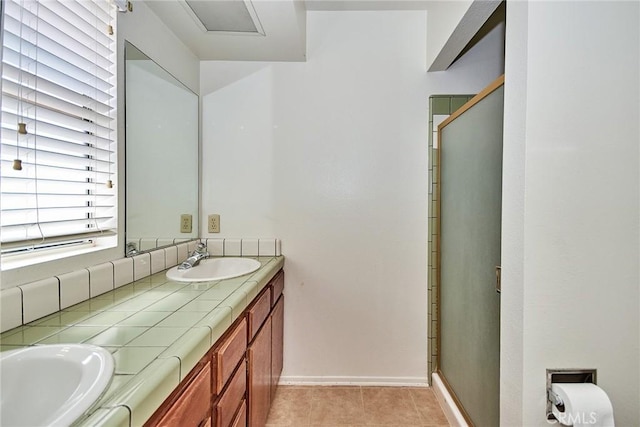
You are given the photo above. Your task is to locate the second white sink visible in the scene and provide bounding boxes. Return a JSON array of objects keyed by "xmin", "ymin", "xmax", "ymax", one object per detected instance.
[
  {"xmin": 166, "ymin": 257, "xmax": 261, "ymax": 282},
  {"xmin": 0, "ymin": 344, "xmax": 114, "ymax": 427}
]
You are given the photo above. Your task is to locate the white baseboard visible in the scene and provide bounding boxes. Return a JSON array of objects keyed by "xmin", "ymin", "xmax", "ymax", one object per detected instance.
[
  {"xmin": 431, "ymin": 373, "xmax": 469, "ymax": 427},
  {"xmin": 279, "ymin": 376, "xmax": 429, "ymax": 387}
]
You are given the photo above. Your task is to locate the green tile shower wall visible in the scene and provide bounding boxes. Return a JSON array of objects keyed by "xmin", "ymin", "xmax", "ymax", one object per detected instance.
[{"xmin": 427, "ymin": 95, "xmax": 474, "ymax": 382}]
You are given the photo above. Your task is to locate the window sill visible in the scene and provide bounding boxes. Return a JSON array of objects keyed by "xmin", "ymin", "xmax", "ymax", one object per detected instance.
[{"xmin": 1, "ymin": 236, "xmax": 118, "ymax": 272}]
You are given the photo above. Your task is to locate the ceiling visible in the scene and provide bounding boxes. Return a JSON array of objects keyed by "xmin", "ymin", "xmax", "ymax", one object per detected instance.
[{"xmin": 144, "ymin": 0, "xmax": 432, "ymax": 61}]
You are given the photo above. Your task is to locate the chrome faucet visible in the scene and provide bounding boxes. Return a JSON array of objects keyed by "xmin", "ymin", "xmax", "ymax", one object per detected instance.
[
  {"xmin": 125, "ymin": 242, "xmax": 139, "ymax": 257},
  {"xmin": 178, "ymin": 242, "xmax": 209, "ymax": 270}
]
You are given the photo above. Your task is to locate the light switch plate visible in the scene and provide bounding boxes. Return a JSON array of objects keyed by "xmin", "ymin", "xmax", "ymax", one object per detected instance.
[
  {"xmin": 180, "ymin": 214, "xmax": 192, "ymax": 233},
  {"xmin": 208, "ymin": 214, "xmax": 220, "ymax": 233}
]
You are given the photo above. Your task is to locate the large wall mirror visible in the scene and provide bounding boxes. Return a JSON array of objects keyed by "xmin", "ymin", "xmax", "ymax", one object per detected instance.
[{"xmin": 125, "ymin": 42, "xmax": 199, "ymax": 254}]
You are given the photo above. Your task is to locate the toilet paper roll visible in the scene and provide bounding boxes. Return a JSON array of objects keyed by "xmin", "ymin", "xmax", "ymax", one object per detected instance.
[{"xmin": 551, "ymin": 383, "xmax": 615, "ymax": 427}]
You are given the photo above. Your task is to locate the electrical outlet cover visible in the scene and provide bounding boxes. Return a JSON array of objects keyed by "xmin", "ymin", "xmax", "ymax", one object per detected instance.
[
  {"xmin": 180, "ymin": 214, "xmax": 192, "ymax": 233},
  {"xmin": 208, "ymin": 214, "xmax": 220, "ymax": 233}
]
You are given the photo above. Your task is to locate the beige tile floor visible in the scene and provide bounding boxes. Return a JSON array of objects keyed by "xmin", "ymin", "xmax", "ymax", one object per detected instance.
[{"xmin": 266, "ymin": 386, "xmax": 450, "ymax": 426}]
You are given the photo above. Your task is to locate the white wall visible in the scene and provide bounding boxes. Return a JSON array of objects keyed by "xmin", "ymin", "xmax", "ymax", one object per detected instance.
[
  {"xmin": 426, "ymin": 19, "xmax": 504, "ymax": 95},
  {"xmin": 427, "ymin": 0, "xmax": 502, "ymax": 72},
  {"xmin": 502, "ymin": 1, "xmax": 640, "ymax": 425},
  {"xmin": 118, "ymin": 2, "xmax": 199, "ymax": 93},
  {"xmin": 201, "ymin": 11, "xmax": 429, "ymax": 384},
  {"xmin": 500, "ymin": 1, "xmax": 526, "ymax": 424},
  {"xmin": 426, "ymin": 0, "xmax": 473, "ymax": 69},
  {"xmin": 200, "ymin": 10, "xmax": 504, "ymax": 384}
]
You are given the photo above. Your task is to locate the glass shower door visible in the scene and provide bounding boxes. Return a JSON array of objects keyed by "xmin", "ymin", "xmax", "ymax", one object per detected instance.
[{"xmin": 437, "ymin": 77, "xmax": 504, "ymax": 427}]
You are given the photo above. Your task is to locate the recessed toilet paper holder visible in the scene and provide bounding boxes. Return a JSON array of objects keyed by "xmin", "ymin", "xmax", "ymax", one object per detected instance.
[{"xmin": 546, "ymin": 369, "xmax": 597, "ymax": 421}]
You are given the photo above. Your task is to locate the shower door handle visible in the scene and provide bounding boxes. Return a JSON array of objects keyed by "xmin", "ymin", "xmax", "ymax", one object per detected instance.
[{"xmin": 495, "ymin": 266, "xmax": 501, "ymax": 293}]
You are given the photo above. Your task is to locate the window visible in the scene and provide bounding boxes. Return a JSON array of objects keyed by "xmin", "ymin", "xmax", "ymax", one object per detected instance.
[{"xmin": 0, "ymin": 0, "xmax": 117, "ymax": 255}]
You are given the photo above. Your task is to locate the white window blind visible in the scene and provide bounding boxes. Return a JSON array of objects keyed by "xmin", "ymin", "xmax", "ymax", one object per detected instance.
[{"xmin": 0, "ymin": 0, "xmax": 117, "ymax": 251}]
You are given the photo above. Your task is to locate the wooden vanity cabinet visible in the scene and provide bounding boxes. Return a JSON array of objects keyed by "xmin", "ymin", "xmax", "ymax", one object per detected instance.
[
  {"xmin": 213, "ymin": 319, "xmax": 247, "ymax": 394},
  {"xmin": 270, "ymin": 295, "xmax": 284, "ymax": 401},
  {"xmin": 231, "ymin": 400, "xmax": 247, "ymax": 427},
  {"xmin": 211, "ymin": 317, "xmax": 248, "ymax": 427},
  {"xmin": 270, "ymin": 271, "xmax": 284, "ymax": 306},
  {"xmin": 247, "ymin": 270, "xmax": 285, "ymax": 427},
  {"xmin": 245, "ymin": 285, "xmax": 273, "ymax": 427},
  {"xmin": 270, "ymin": 270, "xmax": 285, "ymax": 401},
  {"xmin": 213, "ymin": 359, "xmax": 247, "ymax": 427},
  {"xmin": 248, "ymin": 315, "xmax": 272, "ymax": 427},
  {"xmin": 145, "ymin": 269, "xmax": 284, "ymax": 427},
  {"xmin": 145, "ymin": 360, "xmax": 212, "ymax": 427},
  {"xmin": 247, "ymin": 288, "xmax": 271, "ymax": 340}
]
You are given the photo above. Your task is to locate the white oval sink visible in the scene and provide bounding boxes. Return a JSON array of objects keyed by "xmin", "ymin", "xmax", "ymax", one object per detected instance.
[
  {"xmin": 0, "ymin": 344, "xmax": 114, "ymax": 427},
  {"xmin": 166, "ymin": 257, "xmax": 261, "ymax": 282}
]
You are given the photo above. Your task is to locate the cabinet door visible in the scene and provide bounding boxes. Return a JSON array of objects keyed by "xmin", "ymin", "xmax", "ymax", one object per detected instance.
[
  {"xmin": 156, "ymin": 363, "xmax": 211, "ymax": 427},
  {"xmin": 271, "ymin": 296, "xmax": 284, "ymax": 401},
  {"xmin": 248, "ymin": 316, "xmax": 272, "ymax": 427}
]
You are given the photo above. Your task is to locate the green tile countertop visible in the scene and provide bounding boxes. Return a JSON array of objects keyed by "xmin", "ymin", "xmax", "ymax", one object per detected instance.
[{"xmin": 0, "ymin": 256, "xmax": 284, "ymax": 427}]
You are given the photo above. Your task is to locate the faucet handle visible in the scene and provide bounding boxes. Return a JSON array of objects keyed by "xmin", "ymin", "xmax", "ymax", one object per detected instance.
[
  {"xmin": 125, "ymin": 242, "xmax": 138, "ymax": 257},
  {"xmin": 192, "ymin": 242, "xmax": 209, "ymax": 258}
]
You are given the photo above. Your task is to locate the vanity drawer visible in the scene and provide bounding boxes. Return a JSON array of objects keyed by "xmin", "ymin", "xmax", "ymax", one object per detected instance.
[
  {"xmin": 247, "ymin": 287, "xmax": 271, "ymax": 341},
  {"xmin": 156, "ymin": 363, "xmax": 211, "ymax": 426},
  {"xmin": 270, "ymin": 270, "xmax": 284, "ymax": 307},
  {"xmin": 214, "ymin": 360, "xmax": 247, "ymax": 427},
  {"xmin": 214, "ymin": 318, "xmax": 247, "ymax": 394}
]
